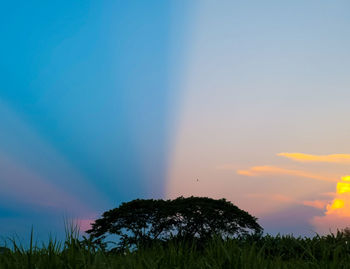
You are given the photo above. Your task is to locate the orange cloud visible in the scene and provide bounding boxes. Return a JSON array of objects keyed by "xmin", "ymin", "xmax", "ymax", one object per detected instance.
[
  {"xmin": 278, "ymin": 153, "xmax": 350, "ymax": 164},
  {"xmin": 312, "ymin": 176, "xmax": 350, "ymax": 234},
  {"xmin": 237, "ymin": 165, "xmax": 337, "ymax": 182},
  {"xmin": 325, "ymin": 176, "xmax": 350, "ymax": 217},
  {"xmin": 302, "ymin": 200, "xmax": 327, "ymax": 209}
]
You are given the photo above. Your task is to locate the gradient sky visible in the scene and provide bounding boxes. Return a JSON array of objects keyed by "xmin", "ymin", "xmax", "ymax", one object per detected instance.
[{"xmin": 1, "ymin": 0, "xmax": 350, "ymax": 241}]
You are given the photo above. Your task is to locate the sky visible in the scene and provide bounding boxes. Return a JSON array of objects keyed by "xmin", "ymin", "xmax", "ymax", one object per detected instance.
[{"xmin": 1, "ymin": 0, "xmax": 350, "ymax": 241}]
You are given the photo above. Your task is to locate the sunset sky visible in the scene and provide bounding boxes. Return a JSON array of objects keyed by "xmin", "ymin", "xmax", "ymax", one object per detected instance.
[{"xmin": 1, "ymin": 0, "xmax": 350, "ymax": 240}]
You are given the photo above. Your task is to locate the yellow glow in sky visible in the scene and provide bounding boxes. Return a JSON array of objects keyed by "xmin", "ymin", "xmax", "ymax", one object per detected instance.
[
  {"xmin": 323, "ymin": 175, "xmax": 350, "ymax": 216},
  {"xmin": 337, "ymin": 182, "xmax": 350, "ymax": 194},
  {"xmin": 342, "ymin": 176, "xmax": 350, "ymax": 182},
  {"xmin": 329, "ymin": 199, "xmax": 344, "ymax": 210}
]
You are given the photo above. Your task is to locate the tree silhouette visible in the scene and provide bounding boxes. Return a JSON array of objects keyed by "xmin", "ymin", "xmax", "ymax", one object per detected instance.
[
  {"xmin": 86, "ymin": 196, "xmax": 262, "ymax": 251},
  {"xmin": 169, "ymin": 196, "xmax": 262, "ymax": 240}
]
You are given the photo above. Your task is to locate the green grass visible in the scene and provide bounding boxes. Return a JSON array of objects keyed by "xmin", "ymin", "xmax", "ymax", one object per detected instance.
[{"xmin": 1, "ymin": 225, "xmax": 350, "ymax": 268}]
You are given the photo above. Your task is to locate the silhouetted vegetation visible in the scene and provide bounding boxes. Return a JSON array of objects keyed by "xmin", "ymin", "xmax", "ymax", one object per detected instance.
[
  {"xmin": 2, "ymin": 226, "xmax": 350, "ymax": 268},
  {"xmin": 2, "ymin": 199, "xmax": 350, "ymax": 268},
  {"xmin": 86, "ymin": 196, "xmax": 263, "ymax": 251}
]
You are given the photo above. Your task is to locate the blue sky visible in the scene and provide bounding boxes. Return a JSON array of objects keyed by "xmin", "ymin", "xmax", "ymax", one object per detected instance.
[
  {"xmin": 0, "ymin": 0, "xmax": 192, "ymax": 240},
  {"xmin": 1, "ymin": 0, "xmax": 350, "ymax": 241}
]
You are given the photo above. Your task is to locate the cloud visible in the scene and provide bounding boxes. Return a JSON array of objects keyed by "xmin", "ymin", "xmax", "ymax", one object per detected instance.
[
  {"xmin": 311, "ymin": 215, "xmax": 350, "ymax": 234},
  {"xmin": 323, "ymin": 176, "xmax": 350, "ymax": 217},
  {"xmin": 234, "ymin": 153, "xmax": 350, "ymax": 234},
  {"xmin": 237, "ymin": 165, "xmax": 337, "ymax": 182},
  {"xmin": 320, "ymin": 192, "xmax": 337, "ymax": 197},
  {"xmin": 278, "ymin": 153, "xmax": 350, "ymax": 164},
  {"xmin": 246, "ymin": 193, "xmax": 293, "ymax": 203},
  {"xmin": 302, "ymin": 200, "xmax": 328, "ymax": 209},
  {"xmin": 247, "ymin": 194, "xmax": 329, "ymax": 209},
  {"xmin": 311, "ymin": 176, "xmax": 350, "ymax": 234}
]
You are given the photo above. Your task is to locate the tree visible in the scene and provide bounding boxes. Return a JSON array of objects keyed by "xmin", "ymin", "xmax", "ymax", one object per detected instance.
[
  {"xmin": 86, "ymin": 196, "xmax": 262, "ymax": 251},
  {"xmin": 86, "ymin": 199, "xmax": 174, "ymax": 251},
  {"xmin": 169, "ymin": 196, "xmax": 262, "ymax": 241}
]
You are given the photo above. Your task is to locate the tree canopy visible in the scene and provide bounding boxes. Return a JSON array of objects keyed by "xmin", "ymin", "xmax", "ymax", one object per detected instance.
[{"xmin": 86, "ymin": 196, "xmax": 262, "ymax": 250}]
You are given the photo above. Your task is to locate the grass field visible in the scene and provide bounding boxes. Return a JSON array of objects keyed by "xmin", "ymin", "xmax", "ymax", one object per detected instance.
[{"xmin": 1, "ymin": 226, "xmax": 350, "ymax": 269}]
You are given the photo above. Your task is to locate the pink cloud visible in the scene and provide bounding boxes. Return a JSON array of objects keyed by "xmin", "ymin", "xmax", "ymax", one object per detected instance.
[
  {"xmin": 246, "ymin": 193, "xmax": 293, "ymax": 203},
  {"xmin": 302, "ymin": 200, "xmax": 327, "ymax": 209},
  {"xmin": 311, "ymin": 214, "xmax": 350, "ymax": 234},
  {"xmin": 237, "ymin": 165, "xmax": 337, "ymax": 182}
]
